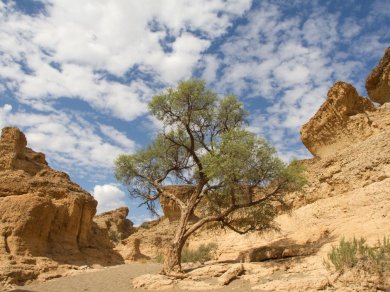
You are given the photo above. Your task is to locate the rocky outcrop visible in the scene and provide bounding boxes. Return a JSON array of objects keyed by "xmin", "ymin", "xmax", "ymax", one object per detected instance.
[
  {"xmin": 295, "ymin": 102, "xmax": 390, "ymax": 207},
  {"xmin": 237, "ymin": 234, "xmax": 329, "ymax": 263},
  {"xmin": 159, "ymin": 185, "xmax": 198, "ymax": 222},
  {"xmin": 0, "ymin": 127, "xmax": 123, "ymax": 286},
  {"xmin": 366, "ymin": 47, "xmax": 390, "ymax": 104},
  {"xmin": 121, "ymin": 238, "xmax": 150, "ymax": 261},
  {"xmin": 116, "ymin": 218, "xmax": 174, "ymax": 261},
  {"xmin": 94, "ymin": 207, "xmax": 135, "ymax": 242},
  {"xmin": 300, "ymin": 81, "xmax": 377, "ymax": 158}
]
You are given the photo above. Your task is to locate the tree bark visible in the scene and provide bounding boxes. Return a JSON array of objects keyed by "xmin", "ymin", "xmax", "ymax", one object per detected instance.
[
  {"xmin": 160, "ymin": 184, "xmax": 205, "ymax": 276},
  {"xmin": 162, "ymin": 241, "xmax": 184, "ymax": 275},
  {"xmin": 161, "ymin": 207, "xmax": 189, "ymax": 276}
]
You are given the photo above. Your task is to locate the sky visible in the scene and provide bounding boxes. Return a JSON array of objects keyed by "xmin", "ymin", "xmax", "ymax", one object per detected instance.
[{"xmin": 0, "ymin": 0, "xmax": 389, "ymax": 225}]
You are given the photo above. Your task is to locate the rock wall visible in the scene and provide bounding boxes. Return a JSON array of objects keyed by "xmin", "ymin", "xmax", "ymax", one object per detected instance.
[
  {"xmin": 366, "ymin": 47, "xmax": 390, "ymax": 104},
  {"xmin": 159, "ymin": 185, "xmax": 198, "ymax": 222},
  {"xmin": 94, "ymin": 207, "xmax": 135, "ymax": 241},
  {"xmin": 0, "ymin": 127, "xmax": 123, "ymax": 286},
  {"xmin": 300, "ymin": 81, "xmax": 377, "ymax": 158}
]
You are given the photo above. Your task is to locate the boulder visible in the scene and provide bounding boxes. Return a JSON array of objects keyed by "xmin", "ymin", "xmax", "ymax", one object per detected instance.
[
  {"xmin": 237, "ymin": 241, "xmax": 317, "ymax": 263},
  {"xmin": 217, "ymin": 264, "xmax": 244, "ymax": 285},
  {"xmin": 300, "ymin": 81, "xmax": 376, "ymax": 158},
  {"xmin": 0, "ymin": 127, "xmax": 123, "ymax": 286},
  {"xmin": 94, "ymin": 207, "xmax": 135, "ymax": 242},
  {"xmin": 366, "ymin": 47, "xmax": 390, "ymax": 104}
]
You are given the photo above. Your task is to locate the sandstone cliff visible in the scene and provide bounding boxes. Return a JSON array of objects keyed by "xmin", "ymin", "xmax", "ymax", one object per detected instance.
[
  {"xmin": 159, "ymin": 185, "xmax": 199, "ymax": 222},
  {"xmin": 300, "ymin": 81, "xmax": 378, "ymax": 158},
  {"xmin": 366, "ymin": 47, "xmax": 390, "ymax": 104},
  {"xmin": 94, "ymin": 207, "xmax": 135, "ymax": 242},
  {"xmin": 0, "ymin": 127, "xmax": 123, "ymax": 286}
]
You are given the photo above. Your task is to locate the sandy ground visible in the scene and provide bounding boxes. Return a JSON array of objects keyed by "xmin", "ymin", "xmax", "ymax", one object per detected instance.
[{"xmin": 7, "ymin": 263, "xmax": 253, "ymax": 292}]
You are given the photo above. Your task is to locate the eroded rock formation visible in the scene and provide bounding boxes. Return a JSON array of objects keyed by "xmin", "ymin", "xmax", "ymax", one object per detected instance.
[
  {"xmin": 0, "ymin": 127, "xmax": 123, "ymax": 286},
  {"xmin": 94, "ymin": 207, "xmax": 135, "ymax": 242},
  {"xmin": 366, "ymin": 47, "xmax": 390, "ymax": 104},
  {"xmin": 300, "ymin": 81, "xmax": 377, "ymax": 158},
  {"xmin": 159, "ymin": 185, "xmax": 198, "ymax": 222}
]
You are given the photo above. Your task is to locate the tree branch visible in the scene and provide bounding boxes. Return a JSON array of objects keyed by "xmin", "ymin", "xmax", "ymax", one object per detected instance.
[
  {"xmin": 183, "ymin": 184, "xmax": 283, "ymax": 238},
  {"xmin": 220, "ymin": 220, "xmax": 255, "ymax": 235}
]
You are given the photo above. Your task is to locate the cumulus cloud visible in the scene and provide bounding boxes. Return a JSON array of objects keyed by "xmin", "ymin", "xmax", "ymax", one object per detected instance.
[
  {"xmin": 0, "ymin": 0, "xmax": 252, "ymax": 119},
  {"xmin": 0, "ymin": 104, "xmax": 12, "ymax": 128},
  {"xmin": 201, "ymin": 1, "xmax": 388, "ymax": 161},
  {"xmin": 4, "ymin": 110, "xmax": 137, "ymax": 177},
  {"xmin": 93, "ymin": 184, "xmax": 127, "ymax": 214},
  {"xmin": 0, "ymin": 0, "xmax": 252, "ymax": 182}
]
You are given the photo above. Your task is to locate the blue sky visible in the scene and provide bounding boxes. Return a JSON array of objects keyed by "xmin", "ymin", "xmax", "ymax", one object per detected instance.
[{"xmin": 0, "ymin": 0, "xmax": 389, "ymax": 225}]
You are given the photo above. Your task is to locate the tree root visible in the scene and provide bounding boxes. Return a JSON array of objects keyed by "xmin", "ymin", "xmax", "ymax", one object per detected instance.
[{"xmin": 159, "ymin": 269, "xmax": 188, "ymax": 279}]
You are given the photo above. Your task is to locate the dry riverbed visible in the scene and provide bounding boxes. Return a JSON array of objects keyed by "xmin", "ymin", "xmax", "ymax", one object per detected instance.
[{"xmin": 7, "ymin": 263, "xmax": 253, "ymax": 292}]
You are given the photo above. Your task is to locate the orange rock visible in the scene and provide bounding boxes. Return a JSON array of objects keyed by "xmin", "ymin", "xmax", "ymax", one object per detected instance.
[
  {"xmin": 300, "ymin": 81, "xmax": 376, "ymax": 158},
  {"xmin": 0, "ymin": 127, "xmax": 123, "ymax": 286},
  {"xmin": 366, "ymin": 47, "xmax": 390, "ymax": 105},
  {"xmin": 94, "ymin": 207, "xmax": 135, "ymax": 241},
  {"xmin": 159, "ymin": 185, "xmax": 198, "ymax": 222}
]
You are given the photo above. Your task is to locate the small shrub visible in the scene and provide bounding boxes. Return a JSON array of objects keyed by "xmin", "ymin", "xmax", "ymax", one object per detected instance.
[
  {"xmin": 154, "ymin": 243, "xmax": 218, "ymax": 264},
  {"xmin": 326, "ymin": 236, "xmax": 390, "ymax": 273},
  {"xmin": 108, "ymin": 230, "xmax": 121, "ymax": 244},
  {"xmin": 181, "ymin": 243, "xmax": 218, "ymax": 263},
  {"xmin": 155, "ymin": 254, "xmax": 164, "ymax": 263}
]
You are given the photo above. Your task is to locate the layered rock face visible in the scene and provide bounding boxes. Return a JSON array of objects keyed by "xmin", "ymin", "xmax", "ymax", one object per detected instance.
[
  {"xmin": 366, "ymin": 47, "xmax": 390, "ymax": 104},
  {"xmin": 94, "ymin": 207, "xmax": 135, "ymax": 241},
  {"xmin": 0, "ymin": 127, "xmax": 123, "ymax": 286},
  {"xmin": 300, "ymin": 81, "xmax": 377, "ymax": 158},
  {"xmin": 159, "ymin": 185, "xmax": 198, "ymax": 222}
]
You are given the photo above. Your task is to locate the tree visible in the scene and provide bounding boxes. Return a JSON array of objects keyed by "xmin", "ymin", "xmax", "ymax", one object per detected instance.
[{"xmin": 115, "ymin": 79, "xmax": 305, "ymax": 276}]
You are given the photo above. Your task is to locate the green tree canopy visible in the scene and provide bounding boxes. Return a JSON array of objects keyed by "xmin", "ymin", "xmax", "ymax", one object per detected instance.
[{"xmin": 115, "ymin": 79, "xmax": 305, "ymax": 275}]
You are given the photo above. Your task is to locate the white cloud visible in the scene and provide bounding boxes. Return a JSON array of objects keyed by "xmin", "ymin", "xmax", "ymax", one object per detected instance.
[
  {"xmin": 199, "ymin": 1, "xmax": 388, "ymax": 161},
  {"xmin": 0, "ymin": 104, "xmax": 12, "ymax": 128},
  {"xmin": 0, "ymin": 0, "xmax": 252, "ymax": 120},
  {"xmin": 201, "ymin": 55, "xmax": 219, "ymax": 83},
  {"xmin": 0, "ymin": 0, "xmax": 253, "ymax": 185},
  {"xmin": 4, "ymin": 110, "xmax": 137, "ymax": 177},
  {"xmin": 93, "ymin": 184, "xmax": 127, "ymax": 214},
  {"xmin": 99, "ymin": 125, "xmax": 137, "ymax": 150}
]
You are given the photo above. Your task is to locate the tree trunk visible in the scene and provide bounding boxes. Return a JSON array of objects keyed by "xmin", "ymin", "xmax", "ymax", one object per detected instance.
[
  {"xmin": 161, "ymin": 205, "xmax": 190, "ymax": 276},
  {"xmin": 160, "ymin": 186, "xmax": 205, "ymax": 276},
  {"xmin": 161, "ymin": 241, "xmax": 184, "ymax": 275}
]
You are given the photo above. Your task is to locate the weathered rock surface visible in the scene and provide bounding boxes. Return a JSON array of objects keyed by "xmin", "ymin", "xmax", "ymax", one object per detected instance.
[
  {"xmin": 0, "ymin": 127, "xmax": 123, "ymax": 287},
  {"xmin": 94, "ymin": 207, "xmax": 134, "ymax": 242},
  {"xmin": 159, "ymin": 185, "xmax": 198, "ymax": 222},
  {"xmin": 121, "ymin": 238, "xmax": 150, "ymax": 261},
  {"xmin": 294, "ymin": 101, "xmax": 390, "ymax": 207},
  {"xmin": 132, "ymin": 274, "xmax": 175, "ymax": 290},
  {"xmin": 236, "ymin": 235, "xmax": 328, "ymax": 263},
  {"xmin": 116, "ymin": 218, "xmax": 174, "ymax": 261},
  {"xmin": 366, "ymin": 47, "xmax": 390, "ymax": 104},
  {"xmin": 217, "ymin": 264, "xmax": 243, "ymax": 285},
  {"xmin": 300, "ymin": 81, "xmax": 377, "ymax": 158}
]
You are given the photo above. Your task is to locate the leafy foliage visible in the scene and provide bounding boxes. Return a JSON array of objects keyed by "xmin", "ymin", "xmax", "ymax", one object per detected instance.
[
  {"xmin": 155, "ymin": 243, "xmax": 218, "ymax": 264},
  {"xmin": 115, "ymin": 79, "xmax": 306, "ymax": 272},
  {"xmin": 108, "ymin": 230, "xmax": 121, "ymax": 244},
  {"xmin": 181, "ymin": 243, "xmax": 218, "ymax": 263},
  {"xmin": 326, "ymin": 236, "xmax": 390, "ymax": 273}
]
